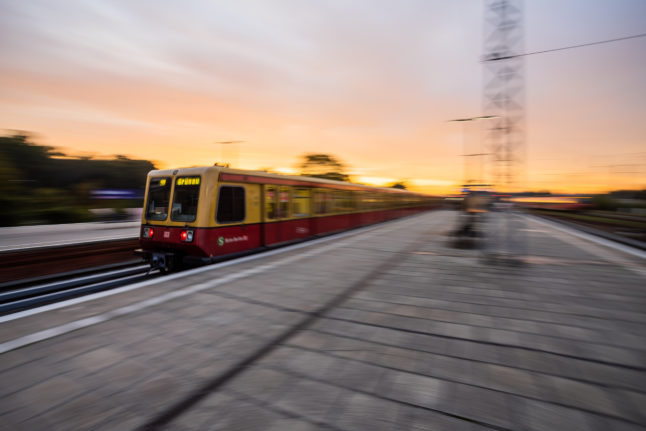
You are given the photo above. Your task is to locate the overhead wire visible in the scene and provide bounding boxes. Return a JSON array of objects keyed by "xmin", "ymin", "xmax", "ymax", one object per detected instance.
[{"xmin": 484, "ymin": 32, "xmax": 646, "ymax": 61}]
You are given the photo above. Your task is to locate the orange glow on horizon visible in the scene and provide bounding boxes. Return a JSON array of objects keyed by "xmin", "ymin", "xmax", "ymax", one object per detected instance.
[{"xmin": 7, "ymin": 129, "xmax": 642, "ymax": 196}]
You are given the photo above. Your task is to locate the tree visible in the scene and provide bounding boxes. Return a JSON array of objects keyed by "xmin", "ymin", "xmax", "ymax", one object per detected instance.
[
  {"xmin": 298, "ymin": 154, "xmax": 350, "ymax": 182},
  {"xmin": 389, "ymin": 182, "xmax": 408, "ymax": 190},
  {"xmin": 0, "ymin": 132, "xmax": 157, "ymax": 225}
]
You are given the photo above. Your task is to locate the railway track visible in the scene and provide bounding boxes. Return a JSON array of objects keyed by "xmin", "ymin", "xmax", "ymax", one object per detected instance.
[
  {"xmin": 527, "ymin": 209, "xmax": 646, "ymax": 250},
  {"xmin": 0, "ymin": 261, "xmax": 157, "ymax": 314},
  {"xmin": 0, "ymin": 236, "xmax": 154, "ymax": 314},
  {"xmin": 0, "ymin": 238, "xmax": 141, "ymax": 284}
]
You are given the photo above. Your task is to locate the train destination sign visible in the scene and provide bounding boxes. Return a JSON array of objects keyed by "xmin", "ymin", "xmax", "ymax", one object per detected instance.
[{"xmin": 176, "ymin": 177, "xmax": 200, "ymax": 186}]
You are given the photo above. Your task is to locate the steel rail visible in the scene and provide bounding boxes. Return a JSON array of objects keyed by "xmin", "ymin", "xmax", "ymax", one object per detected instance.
[
  {"xmin": 527, "ymin": 211, "xmax": 646, "ymax": 251},
  {"xmin": 0, "ymin": 259, "xmax": 144, "ymax": 291},
  {"xmin": 0, "ymin": 265, "xmax": 156, "ymax": 314}
]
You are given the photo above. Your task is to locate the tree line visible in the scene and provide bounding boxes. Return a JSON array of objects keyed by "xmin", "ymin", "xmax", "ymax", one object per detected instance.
[
  {"xmin": 298, "ymin": 153, "xmax": 407, "ymax": 189},
  {"xmin": 0, "ymin": 133, "xmax": 155, "ymax": 226},
  {"xmin": 0, "ymin": 134, "xmax": 408, "ymax": 226}
]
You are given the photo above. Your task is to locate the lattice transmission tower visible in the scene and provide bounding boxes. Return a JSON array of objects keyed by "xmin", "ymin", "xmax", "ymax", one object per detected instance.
[{"xmin": 483, "ymin": 0, "xmax": 525, "ymax": 192}]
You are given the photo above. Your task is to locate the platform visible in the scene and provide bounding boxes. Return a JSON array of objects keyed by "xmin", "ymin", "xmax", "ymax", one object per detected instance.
[
  {"xmin": 1, "ymin": 210, "xmax": 645, "ymax": 430},
  {"xmin": 0, "ymin": 221, "xmax": 140, "ymax": 252}
]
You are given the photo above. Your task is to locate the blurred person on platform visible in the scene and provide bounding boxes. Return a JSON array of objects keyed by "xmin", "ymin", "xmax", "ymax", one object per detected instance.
[{"xmin": 456, "ymin": 190, "xmax": 491, "ymax": 237}]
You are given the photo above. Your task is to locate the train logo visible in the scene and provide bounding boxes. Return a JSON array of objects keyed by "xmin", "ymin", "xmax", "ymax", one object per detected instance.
[{"xmin": 217, "ymin": 237, "xmax": 225, "ymax": 246}]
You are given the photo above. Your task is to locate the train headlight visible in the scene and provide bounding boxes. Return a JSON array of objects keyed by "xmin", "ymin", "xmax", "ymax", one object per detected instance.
[
  {"xmin": 181, "ymin": 230, "xmax": 194, "ymax": 242},
  {"xmin": 143, "ymin": 227, "xmax": 154, "ymax": 238}
]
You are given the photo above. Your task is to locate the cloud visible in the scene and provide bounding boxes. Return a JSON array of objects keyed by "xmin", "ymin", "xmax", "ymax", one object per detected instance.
[{"xmin": 0, "ymin": 0, "xmax": 644, "ymax": 193}]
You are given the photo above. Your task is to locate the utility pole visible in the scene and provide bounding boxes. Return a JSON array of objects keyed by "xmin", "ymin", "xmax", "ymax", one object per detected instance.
[
  {"xmin": 482, "ymin": 0, "xmax": 526, "ymax": 261},
  {"xmin": 483, "ymin": 0, "xmax": 525, "ymax": 192}
]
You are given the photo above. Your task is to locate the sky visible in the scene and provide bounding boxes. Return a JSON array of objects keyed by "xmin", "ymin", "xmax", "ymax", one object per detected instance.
[{"xmin": 0, "ymin": 0, "xmax": 645, "ymax": 194}]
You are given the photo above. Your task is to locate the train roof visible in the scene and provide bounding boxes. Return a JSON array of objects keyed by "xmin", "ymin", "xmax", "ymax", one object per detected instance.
[{"xmin": 147, "ymin": 165, "xmax": 432, "ymax": 196}]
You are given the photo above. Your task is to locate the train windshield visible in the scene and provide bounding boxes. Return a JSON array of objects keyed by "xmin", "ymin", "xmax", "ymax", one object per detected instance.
[
  {"xmin": 145, "ymin": 177, "xmax": 171, "ymax": 220},
  {"xmin": 171, "ymin": 176, "xmax": 201, "ymax": 221}
]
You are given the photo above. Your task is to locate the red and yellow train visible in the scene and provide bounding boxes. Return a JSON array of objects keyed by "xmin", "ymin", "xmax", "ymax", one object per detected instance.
[{"xmin": 137, "ymin": 166, "xmax": 437, "ymax": 271}]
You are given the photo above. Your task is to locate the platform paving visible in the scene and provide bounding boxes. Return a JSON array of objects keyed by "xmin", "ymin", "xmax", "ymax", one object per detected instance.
[{"xmin": 0, "ymin": 210, "xmax": 645, "ymax": 430}]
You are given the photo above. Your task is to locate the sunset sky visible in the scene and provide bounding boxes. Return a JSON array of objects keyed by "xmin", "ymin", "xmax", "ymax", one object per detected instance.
[{"xmin": 1, "ymin": 0, "xmax": 645, "ymax": 194}]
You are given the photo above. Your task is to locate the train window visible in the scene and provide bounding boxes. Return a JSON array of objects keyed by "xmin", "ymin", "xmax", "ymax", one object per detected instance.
[
  {"xmin": 171, "ymin": 177, "xmax": 201, "ymax": 222},
  {"xmin": 217, "ymin": 186, "xmax": 245, "ymax": 223},
  {"xmin": 145, "ymin": 177, "xmax": 171, "ymax": 221},
  {"xmin": 265, "ymin": 187, "xmax": 277, "ymax": 220},
  {"xmin": 278, "ymin": 186, "xmax": 290, "ymax": 218},
  {"xmin": 292, "ymin": 188, "xmax": 310, "ymax": 217},
  {"xmin": 385, "ymin": 194, "xmax": 392, "ymax": 209},
  {"xmin": 367, "ymin": 193, "xmax": 374, "ymax": 209},
  {"xmin": 332, "ymin": 191, "xmax": 341, "ymax": 213},
  {"xmin": 314, "ymin": 190, "xmax": 328, "ymax": 215},
  {"xmin": 347, "ymin": 191, "xmax": 356, "ymax": 210},
  {"xmin": 359, "ymin": 192, "xmax": 369, "ymax": 210},
  {"xmin": 333, "ymin": 191, "xmax": 350, "ymax": 213},
  {"xmin": 344, "ymin": 191, "xmax": 354, "ymax": 211}
]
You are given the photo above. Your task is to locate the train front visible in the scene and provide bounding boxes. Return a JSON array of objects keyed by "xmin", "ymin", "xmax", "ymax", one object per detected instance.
[{"xmin": 136, "ymin": 166, "xmax": 217, "ymax": 272}]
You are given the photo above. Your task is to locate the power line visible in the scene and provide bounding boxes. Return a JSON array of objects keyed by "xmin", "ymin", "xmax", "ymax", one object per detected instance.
[{"xmin": 484, "ymin": 32, "xmax": 646, "ymax": 61}]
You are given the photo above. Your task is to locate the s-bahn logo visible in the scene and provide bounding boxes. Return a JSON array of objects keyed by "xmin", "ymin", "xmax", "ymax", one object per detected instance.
[{"xmin": 217, "ymin": 235, "xmax": 248, "ymax": 246}]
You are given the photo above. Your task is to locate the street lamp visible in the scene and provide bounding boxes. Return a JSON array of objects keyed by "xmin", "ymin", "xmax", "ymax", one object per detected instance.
[{"xmin": 448, "ymin": 116, "xmax": 499, "ymax": 189}]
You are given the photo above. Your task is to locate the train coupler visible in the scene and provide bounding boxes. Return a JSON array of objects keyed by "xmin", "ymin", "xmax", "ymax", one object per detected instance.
[{"xmin": 149, "ymin": 252, "xmax": 169, "ymax": 274}]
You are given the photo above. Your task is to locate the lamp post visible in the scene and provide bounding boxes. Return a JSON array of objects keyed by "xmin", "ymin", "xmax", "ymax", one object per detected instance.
[
  {"xmin": 214, "ymin": 140, "xmax": 243, "ymax": 168},
  {"xmin": 448, "ymin": 116, "xmax": 498, "ymax": 189}
]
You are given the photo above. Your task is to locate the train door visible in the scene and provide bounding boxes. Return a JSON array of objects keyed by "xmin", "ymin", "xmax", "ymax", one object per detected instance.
[
  {"xmin": 263, "ymin": 185, "xmax": 278, "ymax": 246},
  {"xmin": 332, "ymin": 190, "xmax": 346, "ymax": 231},
  {"xmin": 348, "ymin": 191, "xmax": 361, "ymax": 228},
  {"xmin": 276, "ymin": 186, "xmax": 291, "ymax": 243},
  {"xmin": 312, "ymin": 188, "xmax": 335, "ymax": 234},
  {"xmin": 311, "ymin": 189, "xmax": 324, "ymax": 235},
  {"xmin": 262, "ymin": 185, "xmax": 294, "ymax": 245},
  {"xmin": 292, "ymin": 187, "xmax": 311, "ymax": 239},
  {"xmin": 212, "ymin": 182, "xmax": 261, "ymax": 256}
]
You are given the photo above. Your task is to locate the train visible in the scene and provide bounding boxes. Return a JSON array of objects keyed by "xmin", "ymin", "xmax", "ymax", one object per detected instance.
[{"xmin": 136, "ymin": 165, "xmax": 437, "ymax": 272}]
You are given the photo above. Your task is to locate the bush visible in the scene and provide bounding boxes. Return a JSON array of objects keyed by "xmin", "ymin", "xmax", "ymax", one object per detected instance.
[
  {"xmin": 39, "ymin": 207, "xmax": 95, "ymax": 224},
  {"xmin": 590, "ymin": 195, "xmax": 619, "ymax": 211}
]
